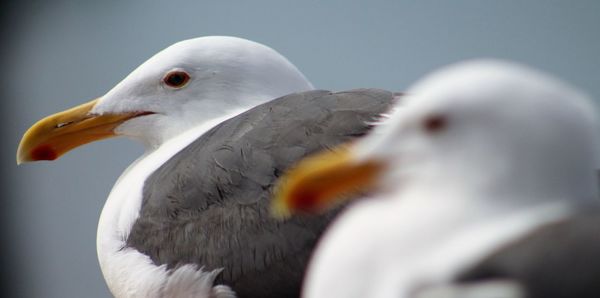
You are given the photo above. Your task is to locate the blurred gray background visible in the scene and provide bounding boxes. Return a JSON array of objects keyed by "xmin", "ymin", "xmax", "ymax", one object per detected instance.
[{"xmin": 2, "ymin": 1, "xmax": 600, "ymax": 297}]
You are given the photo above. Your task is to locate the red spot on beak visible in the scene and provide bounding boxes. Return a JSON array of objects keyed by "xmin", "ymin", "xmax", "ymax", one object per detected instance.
[
  {"xmin": 290, "ymin": 188, "xmax": 320, "ymax": 213},
  {"xmin": 31, "ymin": 144, "xmax": 58, "ymax": 161}
]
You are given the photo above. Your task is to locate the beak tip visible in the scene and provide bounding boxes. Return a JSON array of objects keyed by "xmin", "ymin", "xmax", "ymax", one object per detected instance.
[
  {"xmin": 16, "ymin": 152, "xmax": 32, "ymax": 165},
  {"xmin": 16, "ymin": 148, "xmax": 28, "ymax": 165},
  {"xmin": 16, "ymin": 144, "xmax": 59, "ymax": 165},
  {"xmin": 15, "ymin": 98, "xmax": 105, "ymax": 165}
]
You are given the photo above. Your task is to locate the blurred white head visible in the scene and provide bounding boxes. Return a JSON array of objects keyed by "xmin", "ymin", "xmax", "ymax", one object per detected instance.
[{"xmin": 357, "ymin": 60, "xmax": 600, "ymax": 204}]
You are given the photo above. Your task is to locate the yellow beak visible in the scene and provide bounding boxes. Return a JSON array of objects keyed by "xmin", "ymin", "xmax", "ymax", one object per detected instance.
[
  {"xmin": 271, "ymin": 144, "xmax": 385, "ymax": 218},
  {"xmin": 16, "ymin": 98, "xmax": 150, "ymax": 164}
]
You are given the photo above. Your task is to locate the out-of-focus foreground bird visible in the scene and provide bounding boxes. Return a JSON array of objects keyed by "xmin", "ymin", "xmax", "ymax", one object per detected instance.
[{"xmin": 273, "ymin": 60, "xmax": 600, "ymax": 298}]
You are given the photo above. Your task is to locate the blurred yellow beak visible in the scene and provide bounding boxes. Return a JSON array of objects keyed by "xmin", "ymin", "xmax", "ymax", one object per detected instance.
[
  {"xmin": 16, "ymin": 98, "xmax": 150, "ymax": 164},
  {"xmin": 272, "ymin": 145, "xmax": 385, "ymax": 218}
]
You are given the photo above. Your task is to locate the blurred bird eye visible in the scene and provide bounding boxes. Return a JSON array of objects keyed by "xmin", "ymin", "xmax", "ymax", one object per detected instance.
[
  {"xmin": 163, "ymin": 71, "xmax": 190, "ymax": 88},
  {"xmin": 422, "ymin": 114, "xmax": 447, "ymax": 134}
]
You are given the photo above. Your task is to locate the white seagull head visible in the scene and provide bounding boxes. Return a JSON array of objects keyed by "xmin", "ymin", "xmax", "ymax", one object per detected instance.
[
  {"xmin": 93, "ymin": 36, "xmax": 314, "ymax": 147},
  {"xmin": 18, "ymin": 36, "xmax": 313, "ymax": 162},
  {"xmin": 274, "ymin": 59, "xmax": 600, "ymax": 216},
  {"xmin": 357, "ymin": 59, "xmax": 600, "ymax": 205}
]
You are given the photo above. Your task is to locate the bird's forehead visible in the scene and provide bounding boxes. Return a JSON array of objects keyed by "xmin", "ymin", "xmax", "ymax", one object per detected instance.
[
  {"xmin": 130, "ymin": 42, "xmax": 217, "ymax": 78},
  {"xmin": 131, "ymin": 39, "xmax": 269, "ymax": 80},
  {"xmin": 115, "ymin": 47, "xmax": 203, "ymax": 92},
  {"xmin": 373, "ymin": 61, "xmax": 585, "ymax": 150},
  {"xmin": 404, "ymin": 62, "xmax": 572, "ymax": 126},
  {"xmin": 136, "ymin": 48, "xmax": 194, "ymax": 75},
  {"xmin": 149, "ymin": 36, "xmax": 268, "ymax": 65}
]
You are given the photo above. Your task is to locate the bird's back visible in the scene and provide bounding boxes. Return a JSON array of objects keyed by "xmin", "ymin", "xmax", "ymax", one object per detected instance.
[
  {"xmin": 456, "ymin": 208, "xmax": 600, "ymax": 298},
  {"xmin": 126, "ymin": 89, "xmax": 397, "ymax": 298}
]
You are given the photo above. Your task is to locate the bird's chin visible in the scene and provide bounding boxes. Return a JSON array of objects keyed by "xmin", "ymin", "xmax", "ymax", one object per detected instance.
[{"xmin": 113, "ymin": 113, "xmax": 168, "ymax": 149}]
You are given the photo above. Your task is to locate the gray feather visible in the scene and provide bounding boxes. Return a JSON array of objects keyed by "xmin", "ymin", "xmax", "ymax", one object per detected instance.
[
  {"xmin": 126, "ymin": 89, "xmax": 397, "ymax": 298},
  {"xmin": 456, "ymin": 208, "xmax": 600, "ymax": 298}
]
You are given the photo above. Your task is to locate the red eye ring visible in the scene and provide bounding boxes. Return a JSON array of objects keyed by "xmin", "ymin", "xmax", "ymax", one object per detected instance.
[
  {"xmin": 422, "ymin": 114, "xmax": 447, "ymax": 134},
  {"xmin": 163, "ymin": 71, "xmax": 190, "ymax": 88}
]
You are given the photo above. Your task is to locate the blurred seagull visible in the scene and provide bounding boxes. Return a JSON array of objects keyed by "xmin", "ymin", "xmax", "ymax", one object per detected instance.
[{"xmin": 273, "ymin": 60, "xmax": 600, "ymax": 298}]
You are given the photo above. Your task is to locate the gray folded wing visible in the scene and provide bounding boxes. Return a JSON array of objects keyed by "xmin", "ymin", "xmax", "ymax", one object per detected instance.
[
  {"xmin": 456, "ymin": 209, "xmax": 600, "ymax": 298},
  {"xmin": 126, "ymin": 89, "xmax": 398, "ymax": 298}
]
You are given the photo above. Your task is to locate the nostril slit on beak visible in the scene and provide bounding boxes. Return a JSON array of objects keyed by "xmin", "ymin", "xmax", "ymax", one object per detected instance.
[{"xmin": 55, "ymin": 121, "xmax": 74, "ymax": 128}]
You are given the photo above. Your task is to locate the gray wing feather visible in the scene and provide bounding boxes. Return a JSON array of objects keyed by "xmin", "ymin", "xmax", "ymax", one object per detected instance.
[
  {"xmin": 126, "ymin": 89, "xmax": 396, "ymax": 298},
  {"xmin": 456, "ymin": 209, "xmax": 600, "ymax": 298}
]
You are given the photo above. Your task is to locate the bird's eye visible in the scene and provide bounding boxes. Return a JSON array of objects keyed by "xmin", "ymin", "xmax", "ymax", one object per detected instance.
[
  {"xmin": 422, "ymin": 114, "xmax": 447, "ymax": 134},
  {"xmin": 163, "ymin": 71, "xmax": 190, "ymax": 88}
]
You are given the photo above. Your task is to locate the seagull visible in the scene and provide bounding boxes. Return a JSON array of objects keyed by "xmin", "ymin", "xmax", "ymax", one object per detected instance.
[
  {"xmin": 272, "ymin": 60, "xmax": 600, "ymax": 298},
  {"xmin": 17, "ymin": 36, "xmax": 397, "ymax": 297}
]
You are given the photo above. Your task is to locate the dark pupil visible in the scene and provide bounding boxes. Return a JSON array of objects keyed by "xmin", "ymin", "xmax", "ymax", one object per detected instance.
[
  {"xmin": 424, "ymin": 115, "xmax": 447, "ymax": 134},
  {"xmin": 167, "ymin": 73, "xmax": 185, "ymax": 86}
]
